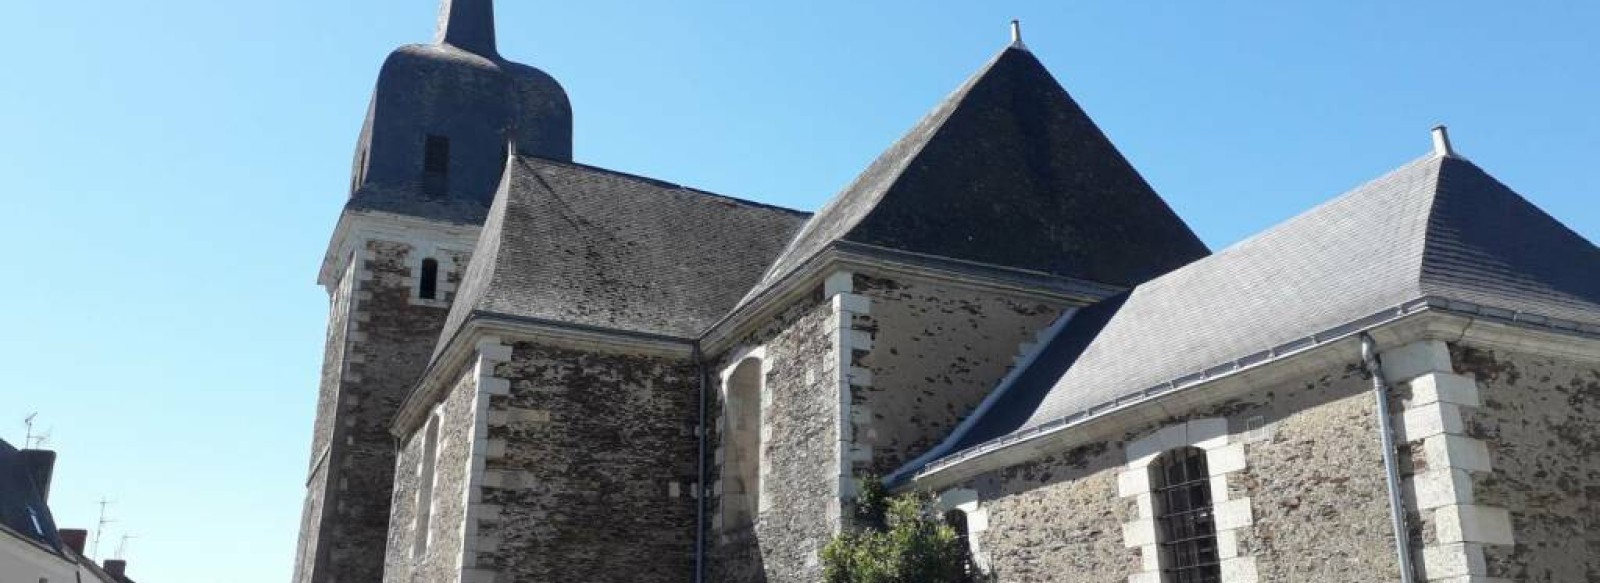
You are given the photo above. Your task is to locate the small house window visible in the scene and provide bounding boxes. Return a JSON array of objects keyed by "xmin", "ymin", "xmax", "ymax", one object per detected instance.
[
  {"xmin": 1153, "ymin": 447, "xmax": 1221, "ymax": 583},
  {"xmin": 419, "ymin": 258, "xmax": 439, "ymax": 300},
  {"xmin": 423, "ymin": 135, "xmax": 450, "ymax": 196}
]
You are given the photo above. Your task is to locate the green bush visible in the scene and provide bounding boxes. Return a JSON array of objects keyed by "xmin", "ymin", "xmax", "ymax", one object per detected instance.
[{"xmin": 821, "ymin": 478, "xmax": 980, "ymax": 583}]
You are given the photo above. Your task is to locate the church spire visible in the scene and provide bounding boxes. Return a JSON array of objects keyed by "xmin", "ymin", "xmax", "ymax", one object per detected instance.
[{"xmin": 436, "ymin": 0, "xmax": 498, "ymax": 57}]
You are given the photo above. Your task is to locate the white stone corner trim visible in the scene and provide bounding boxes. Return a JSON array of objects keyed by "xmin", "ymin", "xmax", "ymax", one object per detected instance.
[
  {"xmin": 1120, "ymin": 418, "xmax": 1256, "ymax": 583},
  {"xmin": 459, "ymin": 336, "xmax": 513, "ymax": 576},
  {"xmin": 1385, "ymin": 340, "xmax": 1512, "ymax": 582},
  {"xmin": 828, "ymin": 275, "xmax": 874, "ymax": 532}
]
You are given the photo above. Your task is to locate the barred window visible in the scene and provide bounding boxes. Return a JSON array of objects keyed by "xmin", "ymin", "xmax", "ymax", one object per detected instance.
[{"xmin": 1153, "ymin": 447, "xmax": 1220, "ymax": 583}]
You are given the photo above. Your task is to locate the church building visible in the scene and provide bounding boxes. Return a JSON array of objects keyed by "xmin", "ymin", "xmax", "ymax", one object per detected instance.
[{"xmin": 292, "ymin": 1, "xmax": 1600, "ymax": 582}]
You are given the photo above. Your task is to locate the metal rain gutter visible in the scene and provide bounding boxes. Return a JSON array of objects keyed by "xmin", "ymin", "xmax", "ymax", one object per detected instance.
[{"xmin": 692, "ymin": 343, "xmax": 710, "ymax": 583}]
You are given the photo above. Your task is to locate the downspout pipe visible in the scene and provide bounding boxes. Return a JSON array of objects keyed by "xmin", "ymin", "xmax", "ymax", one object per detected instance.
[
  {"xmin": 693, "ymin": 343, "xmax": 710, "ymax": 583},
  {"xmin": 1361, "ymin": 333, "xmax": 1417, "ymax": 583}
]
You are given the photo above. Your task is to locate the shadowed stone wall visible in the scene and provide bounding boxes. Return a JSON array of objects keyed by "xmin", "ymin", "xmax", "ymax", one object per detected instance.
[
  {"xmin": 851, "ymin": 273, "xmax": 1064, "ymax": 476},
  {"xmin": 383, "ymin": 366, "xmax": 479, "ymax": 582},
  {"xmin": 946, "ymin": 360, "xmax": 1401, "ymax": 582},
  {"xmin": 294, "ymin": 238, "xmax": 469, "ymax": 583},
  {"xmin": 710, "ymin": 293, "xmax": 840, "ymax": 583},
  {"xmin": 473, "ymin": 341, "xmax": 699, "ymax": 582},
  {"xmin": 292, "ymin": 257, "xmax": 354, "ymax": 582},
  {"xmin": 1451, "ymin": 343, "xmax": 1600, "ymax": 581}
]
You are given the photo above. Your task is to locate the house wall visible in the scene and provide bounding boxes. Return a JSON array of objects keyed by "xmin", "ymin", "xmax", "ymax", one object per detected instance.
[
  {"xmin": 709, "ymin": 293, "xmax": 841, "ymax": 583},
  {"xmin": 945, "ymin": 359, "xmax": 1402, "ymax": 582},
  {"xmin": 296, "ymin": 236, "xmax": 469, "ymax": 583},
  {"xmin": 382, "ymin": 365, "xmax": 479, "ymax": 583},
  {"xmin": 0, "ymin": 535, "xmax": 76, "ymax": 583},
  {"xmin": 471, "ymin": 340, "xmax": 700, "ymax": 583},
  {"xmin": 851, "ymin": 274, "xmax": 1065, "ymax": 476},
  {"xmin": 1450, "ymin": 343, "xmax": 1600, "ymax": 581}
]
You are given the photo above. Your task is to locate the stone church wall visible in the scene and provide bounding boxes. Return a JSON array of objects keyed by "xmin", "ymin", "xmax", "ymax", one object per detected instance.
[
  {"xmin": 292, "ymin": 256, "xmax": 354, "ymax": 582},
  {"xmin": 474, "ymin": 341, "xmax": 700, "ymax": 583},
  {"xmin": 383, "ymin": 365, "xmax": 479, "ymax": 583},
  {"xmin": 1451, "ymin": 343, "xmax": 1600, "ymax": 581},
  {"xmin": 948, "ymin": 360, "xmax": 1401, "ymax": 582},
  {"xmin": 295, "ymin": 238, "xmax": 469, "ymax": 583},
  {"xmin": 851, "ymin": 273, "xmax": 1064, "ymax": 476},
  {"xmin": 709, "ymin": 293, "xmax": 840, "ymax": 583}
]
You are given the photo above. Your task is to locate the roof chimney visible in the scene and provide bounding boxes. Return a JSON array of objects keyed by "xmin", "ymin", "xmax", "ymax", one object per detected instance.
[
  {"xmin": 59, "ymin": 529, "xmax": 88, "ymax": 555},
  {"xmin": 1431, "ymin": 125, "xmax": 1455, "ymax": 158},
  {"xmin": 104, "ymin": 559, "xmax": 127, "ymax": 578},
  {"xmin": 19, "ymin": 449, "xmax": 56, "ymax": 503}
]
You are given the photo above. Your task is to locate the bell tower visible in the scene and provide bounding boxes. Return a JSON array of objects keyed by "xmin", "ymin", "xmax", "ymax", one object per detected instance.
[{"xmin": 291, "ymin": 1, "xmax": 572, "ymax": 581}]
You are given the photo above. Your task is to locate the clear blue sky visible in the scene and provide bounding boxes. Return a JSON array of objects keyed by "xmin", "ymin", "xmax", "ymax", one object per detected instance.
[{"xmin": 1, "ymin": 1, "xmax": 1595, "ymax": 582}]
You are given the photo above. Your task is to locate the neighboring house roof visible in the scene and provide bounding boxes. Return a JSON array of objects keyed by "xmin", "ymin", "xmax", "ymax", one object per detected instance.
[
  {"xmin": 67, "ymin": 547, "xmax": 136, "ymax": 583},
  {"xmin": 741, "ymin": 43, "xmax": 1208, "ymax": 307},
  {"xmin": 931, "ymin": 152, "xmax": 1600, "ymax": 466},
  {"xmin": 0, "ymin": 439, "xmax": 61, "ymax": 554},
  {"xmin": 434, "ymin": 156, "xmax": 810, "ymax": 357}
]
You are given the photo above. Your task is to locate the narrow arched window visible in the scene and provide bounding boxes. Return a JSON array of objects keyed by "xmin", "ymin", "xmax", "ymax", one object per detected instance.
[
  {"xmin": 1153, "ymin": 447, "xmax": 1221, "ymax": 583},
  {"xmin": 944, "ymin": 509, "xmax": 974, "ymax": 574},
  {"xmin": 419, "ymin": 258, "xmax": 439, "ymax": 300},
  {"xmin": 413, "ymin": 414, "xmax": 442, "ymax": 558},
  {"xmin": 723, "ymin": 358, "xmax": 763, "ymax": 531}
]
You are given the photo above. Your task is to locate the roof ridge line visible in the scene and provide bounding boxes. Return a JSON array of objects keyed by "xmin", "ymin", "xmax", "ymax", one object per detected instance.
[
  {"xmin": 1413, "ymin": 153, "xmax": 1453, "ymax": 295},
  {"xmin": 750, "ymin": 46, "xmax": 1016, "ymax": 281},
  {"xmin": 517, "ymin": 156, "xmax": 811, "ymax": 216}
]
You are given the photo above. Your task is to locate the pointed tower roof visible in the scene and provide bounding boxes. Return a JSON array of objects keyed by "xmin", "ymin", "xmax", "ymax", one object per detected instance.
[
  {"xmin": 923, "ymin": 146, "xmax": 1600, "ymax": 472},
  {"xmin": 436, "ymin": 0, "xmax": 497, "ymax": 58},
  {"xmin": 744, "ymin": 43, "xmax": 1208, "ymax": 304},
  {"xmin": 341, "ymin": 0, "xmax": 572, "ymax": 227}
]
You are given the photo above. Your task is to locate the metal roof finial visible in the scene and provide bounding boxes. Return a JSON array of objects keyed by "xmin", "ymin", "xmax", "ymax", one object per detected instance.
[
  {"xmin": 1431, "ymin": 125, "xmax": 1456, "ymax": 158},
  {"xmin": 1010, "ymin": 20, "xmax": 1024, "ymax": 48}
]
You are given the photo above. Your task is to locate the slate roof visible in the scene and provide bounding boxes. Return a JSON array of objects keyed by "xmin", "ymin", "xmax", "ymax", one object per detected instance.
[
  {"xmin": 743, "ymin": 44, "xmax": 1208, "ymax": 306},
  {"xmin": 0, "ymin": 439, "xmax": 61, "ymax": 554},
  {"xmin": 935, "ymin": 153, "xmax": 1600, "ymax": 462},
  {"xmin": 435, "ymin": 156, "xmax": 810, "ymax": 356}
]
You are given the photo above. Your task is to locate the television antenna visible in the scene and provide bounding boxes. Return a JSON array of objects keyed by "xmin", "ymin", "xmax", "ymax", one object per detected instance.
[
  {"xmin": 21, "ymin": 413, "xmax": 51, "ymax": 449},
  {"xmin": 92, "ymin": 498, "xmax": 116, "ymax": 560},
  {"xmin": 115, "ymin": 534, "xmax": 137, "ymax": 559}
]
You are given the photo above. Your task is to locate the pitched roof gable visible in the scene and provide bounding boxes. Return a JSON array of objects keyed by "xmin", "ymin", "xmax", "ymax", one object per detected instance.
[
  {"xmin": 930, "ymin": 153, "xmax": 1600, "ymax": 467},
  {"xmin": 743, "ymin": 46, "xmax": 1208, "ymax": 306},
  {"xmin": 434, "ymin": 156, "xmax": 810, "ymax": 358}
]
